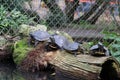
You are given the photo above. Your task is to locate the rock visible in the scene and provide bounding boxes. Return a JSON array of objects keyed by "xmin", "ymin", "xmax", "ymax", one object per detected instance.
[
  {"xmin": 19, "ymin": 24, "xmax": 30, "ymax": 36},
  {"xmin": 36, "ymin": 24, "xmax": 47, "ymax": 31},
  {"xmin": 19, "ymin": 24, "xmax": 47, "ymax": 36},
  {"xmin": 48, "ymin": 30, "xmax": 73, "ymax": 42}
]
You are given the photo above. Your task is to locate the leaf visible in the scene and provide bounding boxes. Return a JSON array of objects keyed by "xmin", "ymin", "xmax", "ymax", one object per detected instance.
[
  {"xmin": 111, "ymin": 44, "xmax": 120, "ymax": 49},
  {"xmin": 0, "ymin": 5, "xmax": 35, "ymax": 35},
  {"xmin": 111, "ymin": 51, "xmax": 120, "ymax": 63},
  {"xmin": 102, "ymin": 31, "xmax": 118, "ymax": 40},
  {"xmin": 114, "ymin": 37, "xmax": 120, "ymax": 42},
  {"xmin": 115, "ymin": 57, "xmax": 120, "ymax": 63}
]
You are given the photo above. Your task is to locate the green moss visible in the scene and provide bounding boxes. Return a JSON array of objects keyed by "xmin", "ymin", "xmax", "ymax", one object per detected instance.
[{"xmin": 13, "ymin": 39, "xmax": 33, "ymax": 65}]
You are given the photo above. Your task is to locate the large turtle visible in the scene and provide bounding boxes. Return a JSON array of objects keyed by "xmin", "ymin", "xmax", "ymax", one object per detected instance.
[
  {"xmin": 90, "ymin": 42, "xmax": 110, "ymax": 56},
  {"xmin": 29, "ymin": 30, "xmax": 50, "ymax": 46}
]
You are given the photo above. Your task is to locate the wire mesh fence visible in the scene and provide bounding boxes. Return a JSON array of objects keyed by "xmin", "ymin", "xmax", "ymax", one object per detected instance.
[
  {"xmin": 0, "ymin": 0, "xmax": 119, "ymax": 36},
  {"xmin": 0, "ymin": 0, "xmax": 120, "ymax": 46}
]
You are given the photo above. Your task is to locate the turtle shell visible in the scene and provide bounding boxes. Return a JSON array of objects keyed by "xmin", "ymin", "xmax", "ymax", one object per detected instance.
[
  {"xmin": 63, "ymin": 41, "xmax": 79, "ymax": 51},
  {"xmin": 30, "ymin": 30, "xmax": 50, "ymax": 41},
  {"xmin": 90, "ymin": 42, "xmax": 110, "ymax": 56},
  {"xmin": 90, "ymin": 44, "xmax": 99, "ymax": 50},
  {"xmin": 50, "ymin": 35, "xmax": 68, "ymax": 48}
]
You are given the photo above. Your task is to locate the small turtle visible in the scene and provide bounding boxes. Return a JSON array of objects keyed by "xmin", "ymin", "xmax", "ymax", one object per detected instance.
[
  {"xmin": 50, "ymin": 34, "xmax": 68, "ymax": 48},
  {"xmin": 90, "ymin": 42, "xmax": 110, "ymax": 56},
  {"xmin": 63, "ymin": 41, "xmax": 83, "ymax": 56},
  {"xmin": 29, "ymin": 30, "xmax": 50, "ymax": 46},
  {"xmin": 45, "ymin": 34, "xmax": 68, "ymax": 51},
  {"xmin": 63, "ymin": 41, "xmax": 79, "ymax": 51}
]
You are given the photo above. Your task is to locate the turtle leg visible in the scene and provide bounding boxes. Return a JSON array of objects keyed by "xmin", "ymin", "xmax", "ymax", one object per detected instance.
[
  {"xmin": 34, "ymin": 40, "xmax": 39, "ymax": 47},
  {"xmin": 74, "ymin": 52, "xmax": 77, "ymax": 57}
]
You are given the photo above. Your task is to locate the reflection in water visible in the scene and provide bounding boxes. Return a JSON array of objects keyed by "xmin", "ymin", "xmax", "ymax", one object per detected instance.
[{"xmin": 0, "ymin": 63, "xmax": 55, "ymax": 80}]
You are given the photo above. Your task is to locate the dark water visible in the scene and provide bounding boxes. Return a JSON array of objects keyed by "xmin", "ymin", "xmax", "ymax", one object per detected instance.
[
  {"xmin": 0, "ymin": 63, "xmax": 80, "ymax": 80},
  {"xmin": 0, "ymin": 63, "xmax": 55, "ymax": 80}
]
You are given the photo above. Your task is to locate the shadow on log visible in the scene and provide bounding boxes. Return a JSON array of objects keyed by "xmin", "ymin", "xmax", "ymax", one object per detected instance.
[{"xmin": 49, "ymin": 51, "xmax": 120, "ymax": 80}]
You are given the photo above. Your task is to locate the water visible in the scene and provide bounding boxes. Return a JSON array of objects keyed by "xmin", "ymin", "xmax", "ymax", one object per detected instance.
[
  {"xmin": 0, "ymin": 63, "xmax": 80, "ymax": 80},
  {"xmin": 0, "ymin": 63, "xmax": 55, "ymax": 80},
  {"xmin": 0, "ymin": 56, "xmax": 82, "ymax": 80}
]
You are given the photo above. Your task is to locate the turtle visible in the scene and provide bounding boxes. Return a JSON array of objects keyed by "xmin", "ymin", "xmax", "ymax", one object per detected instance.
[
  {"xmin": 45, "ymin": 34, "xmax": 68, "ymax": 51},
  {"xmin": 48, "ymin": 34, "xmax": 84, "ymax": 56},
  {"xmin": 90, "ymin": 42, "xmax": 110, "ymax": 56},
  {"xmin": 29, "ymin": 30, "xmax": 50, "ymax": 46},
  {"xmin": 51, "ymin": 34, "xmax": 68, "ymax": 48},
  {"xmin": 63, "ymin": 41, "xmax": 83, "ymax": 56},
  {"xmin": 63, "ymin": 41, "xmax": 79, "ymax": 51}
]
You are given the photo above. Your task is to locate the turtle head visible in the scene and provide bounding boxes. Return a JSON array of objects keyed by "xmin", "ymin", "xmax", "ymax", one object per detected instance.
[{"xmin": 45, "ymin": 36, "xmax": 61, "ymax": 51}]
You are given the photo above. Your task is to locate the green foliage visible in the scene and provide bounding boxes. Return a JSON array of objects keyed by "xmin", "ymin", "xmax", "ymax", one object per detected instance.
[
  {"xmin": 0, "ymin": 0, "xmax": 15, "ymax": 11},
  {"xmin": 103, "ymin": 31, "xmax": 120, "ymax": 62},
  {"xmin": 45, "ymin": 3, "xmax": 67, "ymax": 27},
  {"xmin": 0, "ymin": 0, "xmax": 30, "ymax": 11},
  {"xmin": 13, "ymin": 39, "xmax": 33, "ymax": 65},
  {"xmin": 46, "ymin": 13, "xmax": 66, "ymax": 27},
  {"xmin": 0, "ymin": 5, "xmax": 34, "ymax": 35}
]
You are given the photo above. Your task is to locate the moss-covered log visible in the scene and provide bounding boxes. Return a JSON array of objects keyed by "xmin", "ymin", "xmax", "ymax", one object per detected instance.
[{"xmin": 49, "ymin": 51, "xmax": 120, "ymax": 80}]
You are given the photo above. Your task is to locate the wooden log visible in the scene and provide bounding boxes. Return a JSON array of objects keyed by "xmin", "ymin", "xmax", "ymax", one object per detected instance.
[{"xmin": 49, "ymin": 50, "xmax": 120, "ymax": 80}]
